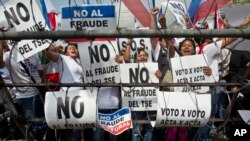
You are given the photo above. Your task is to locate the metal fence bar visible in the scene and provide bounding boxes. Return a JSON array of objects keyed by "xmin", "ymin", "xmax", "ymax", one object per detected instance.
[
  {"xmin": 0, "ymin": 82, "xmax": 248, "ymax": 87},
  {"xmin": 1, "ymin": 29, "xmax": 250, "ymax": 40}
]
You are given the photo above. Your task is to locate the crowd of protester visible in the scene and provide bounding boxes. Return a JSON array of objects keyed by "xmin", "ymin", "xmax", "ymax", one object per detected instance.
[{"xmin": 0, "ymin": 6, "xmax": 250, "ymax": 141}]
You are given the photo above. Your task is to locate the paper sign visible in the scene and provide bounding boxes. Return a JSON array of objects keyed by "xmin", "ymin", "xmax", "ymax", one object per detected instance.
[
  {"xmin": 45, "ymin": 89, "xmax": 97, "ymax": 129},
  {"xmin": 78, "ymin": 40, "xmax": 120, "ymax": 83},
  {"xmin": 171, "ymin": 54, "xmax": 218, "ymax": 93},
  {"xmin": 238, "ymin": 110, "xmax": 250, "ymax": 125},
  {"xmin": 156, "ymin": 92, "xmax": 211, "ymax": 127},
  {"xmin": 0, "ymin": 0, "xmax": 51, "ymax": 62},
  {"xmin": 117, "ymin": 37, "xmax": 152, "ymax": 62},
  {"xmin": 120, "ymin": 63, "xmax": 159, "ymax": 111}
]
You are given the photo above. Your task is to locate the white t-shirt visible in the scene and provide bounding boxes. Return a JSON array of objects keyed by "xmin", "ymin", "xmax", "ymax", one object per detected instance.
[
  {"xmin": 196, "ymin": 40, "xmax": 222, "ymax": 65},
  {"xmin": 4, "ymin": 53, "xmax": 42, "ymax": 99},
  {"xmin": 97, "ymin": 87, "xmax": 119, "ymax": 109},
  {"xmin": 196, "ymin": 40, "xmax": 222, "ymax": 82},
  {"xmin": 56, "ymin": 54, "xmax": 84, "ymax": 91}
]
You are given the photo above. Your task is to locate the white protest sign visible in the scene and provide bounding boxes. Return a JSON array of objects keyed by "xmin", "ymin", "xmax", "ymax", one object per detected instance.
[
  {"xmin": 0, "ymin": 0, "xmax": 50, "ymax": 62},
  {"xmin": 61, "ymin": 5, "xmax": 116, "ymax": 30},
  {"xmin": 120, "ymin": 63, "xmax": 159, "ymax": 111},
  {"xmin": 156, "ymin": 92, "xmax": 211, "ymax": 127},
  {"xmin": 223, "ymin": 4, "xmax": 250, "ymax": 51},
  {"xmin": 45, "ymin": 90, "xmax": 97, "ymax": 129},
  {"xmin": 117, "ymin": 37, "xmax": 152, "ymax": 62},
  {"xmin": 171, "ymin": 54, "xmax": 216, "ymax": 93},
  {"xmin": 98, "ymin": 108, "xmax": 132, "ymax": 135},
  {"xmin": 78, "ymin": 40, "xmax": 120, "ymax": 83},
  {"xmin": 162, "ymin": 1, "xmax": 188, "ymax": 29}
]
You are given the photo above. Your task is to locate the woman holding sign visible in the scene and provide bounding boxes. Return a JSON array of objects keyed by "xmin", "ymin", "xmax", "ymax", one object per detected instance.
[
  {"xmin": 45, "ymin": 43, "xmax": 85, "ymax": 141},
  {"xmin": 150, "ymin": 8, "xmax": 213, "ymax": 141},
  {"xmin": 124, "ymin": 46, "xmax": 162, "ymax": 141}
]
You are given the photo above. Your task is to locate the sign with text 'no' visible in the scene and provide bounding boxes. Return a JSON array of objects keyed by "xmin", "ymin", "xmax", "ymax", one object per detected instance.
[
  {"xmin": 45, "ymin": 89, "xmax": 97, "ymax": 129},
  {"xmin": 0, "ymin": 0, "xmax": 50, "ymax": 62},
  {"xmin": 120, "ymin": 63, "xmax": 159, "ymax": 112},
  {"xmin": 61, "ymin": 5, "xmax": 116, "ymax": 30},
  {"xmin": 78, "ymin": 40, "xmax": 120, "ymax": 83}
]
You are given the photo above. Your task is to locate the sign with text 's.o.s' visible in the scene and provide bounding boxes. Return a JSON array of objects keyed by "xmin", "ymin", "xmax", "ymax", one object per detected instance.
[
  {"xmin": 120, "ymin": 63, "xmax": 159, "ymax": 111},
  {"xmin": 156, "ymin": 92, "xmax": 211, "ymax": 127},
  {"xmin": 61, "ymin": 5, "xmax": 116, "ymax": 30},
  {"xmin": 117, "ymin": 37, "xmax": 152, "ymax": 63},
  {"xmin": 0, "ymin": 0, "xmax": 50, "ymax": 62},
  {"xmin": 78, "ymin": 40, "xmax": 120, "ymax": 83},
  {"xmin": 45, "ymin": 90, "xmax": 97, "ymax": 129},
  {"xmin": 171, "ymin": 54, "xmax": 218, "ymax": 93}
]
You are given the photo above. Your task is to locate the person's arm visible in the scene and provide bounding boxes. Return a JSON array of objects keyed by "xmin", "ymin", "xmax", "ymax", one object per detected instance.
[
  {"xmin": 38, "ymin": 70, "xmax": 48, "ymax": 83},
  {"xmin": 44, "ymin": 44, "xmax": 61, "ymax": 62},
  {"xmin": 158, "ymin": 16, "xmax": 176, "ymax": 58},
  {"xmin": 0, "ymin": 40, "xmax": 5, "ymax": 68},
  {"xmin": 150, "ymin": 7, "xmax": 159, "ymax": 51},
  {"xmin": 155, "ymin": 70, "xmax": 163, "ymax": 81},
  {"xmin": 221, "ymin": 14, "xmax": 250, "ymax": 48},
  {"xmin": 123, "ymin": 38, "xmax": 132, "ymax": 63}
]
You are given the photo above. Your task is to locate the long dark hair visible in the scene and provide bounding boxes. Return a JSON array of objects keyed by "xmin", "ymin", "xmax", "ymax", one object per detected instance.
[{"xmin": 178, "ymin": 38, "xmax": 196, "ymax": 55}]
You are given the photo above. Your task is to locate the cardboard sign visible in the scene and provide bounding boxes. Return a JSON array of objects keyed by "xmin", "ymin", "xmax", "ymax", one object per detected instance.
[
  {"xmin": 120, "ymin": 63, "xmax": 159, "ymax": 111},
  {"xmin": 98, "ymin": 108, "xmax": 132, "ymax": 135},
  {"xmin": 156, "ymin": 92, "xmax": 211, "ymax": 127},
  {"xmin": 45, "ymin": 90, "xmax": 97, "ymax": 129},
  {"xmin": 0, "ymin": 0, "xmax": 51, "ymax": 62},
  {"xmin": 61, "ymin": 5, "xmax": 116, "ymax": 30},
  {"xmin": 171, "ymin": 54, "xmax": 218, "ymax": 93},
  {"xmin": 117, "ymin": 37, "xmax": 153, "ymax": 62},
  {"xmin": 78, "ymin": 40, "xmax": 120, "ymax": 83}
]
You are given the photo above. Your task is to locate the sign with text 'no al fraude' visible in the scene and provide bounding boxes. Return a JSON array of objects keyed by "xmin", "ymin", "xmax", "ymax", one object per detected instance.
[{"xmin": 61, "ymin": 5, "xmax": 116, "ymax": 30}]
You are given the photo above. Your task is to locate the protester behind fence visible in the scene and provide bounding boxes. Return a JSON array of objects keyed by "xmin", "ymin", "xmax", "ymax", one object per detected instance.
[
  {"xmin": 0, "ymin": 40, "xmax": 47, "ymax": 140},
  {"xmin": 124, "ymin": 42, "xmax": 162, "ymax": 141},
  {"xmin": 155, "ymin": 8, "xmax": 214, "ymax": 141},
  {"xmin": 45, "ymin": 42, "xmax": 85, "ymax": 141}
]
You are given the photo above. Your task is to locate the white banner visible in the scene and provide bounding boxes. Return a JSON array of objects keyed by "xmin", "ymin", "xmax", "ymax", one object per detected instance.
[
  {"xmin": 61, "ymin": 5, "xmax": 116, "ymax": 30},
  {"xmin": 45, "ymin": 90, "xmax": 97, "ymax": 129},
  {"xmin": 120, "ymin": 63, "xmax": 159, "ymax": 111},
  {"xmin": 0, "ymin": 0, "xmax": 50, "ymax": 62},
  {"xmin": 78, "ymin": 40, "xmax": 120, "ymax": 83},
  {"xmin": 117, "ymin": 37, "xmax": 152, "ymax": 62},
  {"xmin": 162, "ymin": 1, "xmax": 188, "ymax": 29},
  {"xmin": 171, "ymin": 54, "xmax": 217, "ymax": 93},
  {"xmin": 156, "ymin": 92, "xmax": 211, "ymax": 127}
]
